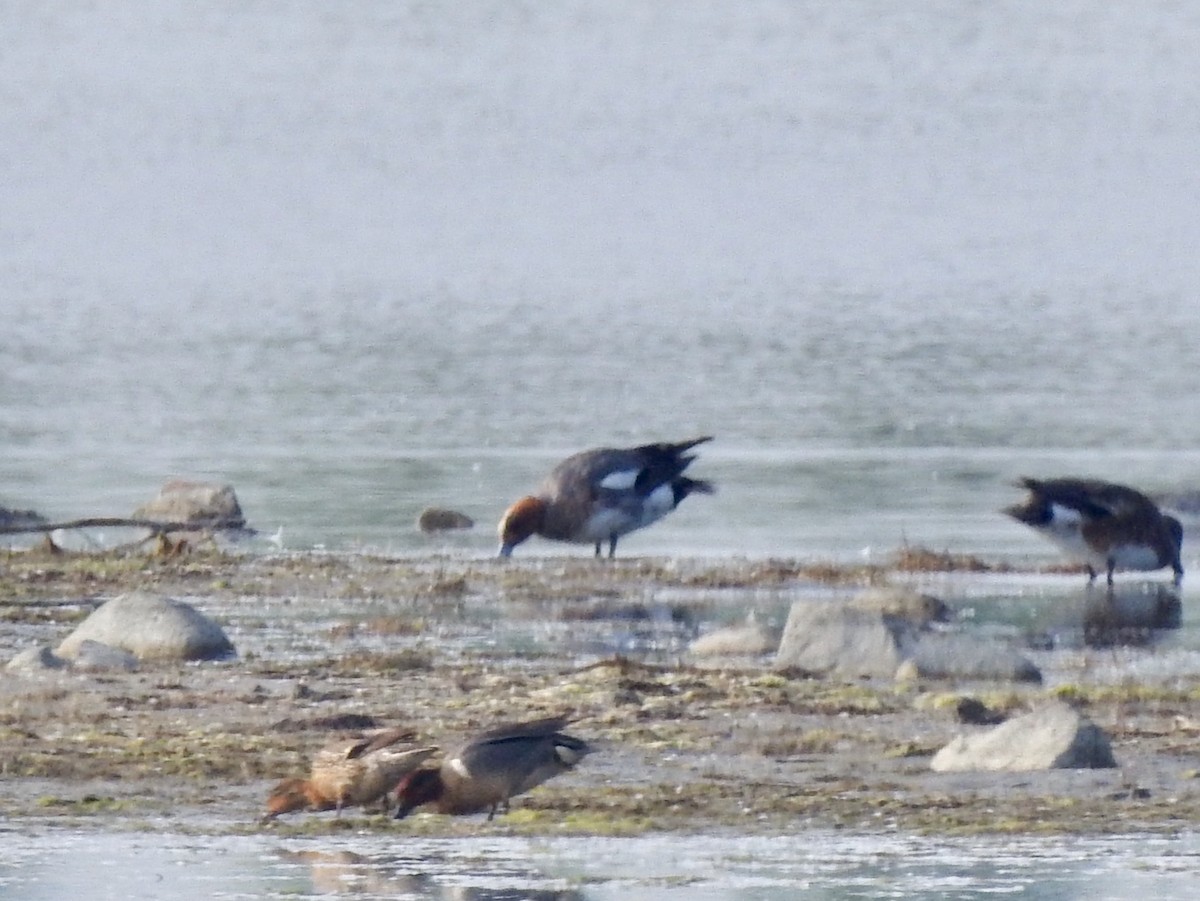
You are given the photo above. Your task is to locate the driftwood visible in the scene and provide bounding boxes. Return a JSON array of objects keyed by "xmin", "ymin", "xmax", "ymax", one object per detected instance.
[{"xmin": 0, "ymin": 517, "xmax": 247, "ymax": 536}]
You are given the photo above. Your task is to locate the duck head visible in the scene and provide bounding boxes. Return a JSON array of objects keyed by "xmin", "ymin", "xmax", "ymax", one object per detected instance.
[
  {"xmin": 261, "ymin": 777, "xmax": 322, "ymax": 822},
  {"xmin": 393, "ymin": 767, "xmax": 445, "ymax": 818},
  {"xmin": 497, "ymin": 496, "xmax": 546, "ymax": 557}
]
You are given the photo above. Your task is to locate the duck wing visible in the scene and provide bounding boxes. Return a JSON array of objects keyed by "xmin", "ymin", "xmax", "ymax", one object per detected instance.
[
  {"xmin": 344, "ymin": 726, "xmax": 418, "ymax": 760},
  {"xmin": 1018, "ymin": 477, "xmax": 1157, "ymax": 520},
  {"xmin": 563, "ymin": 436, "xmax": 711, "ymax": 499}
]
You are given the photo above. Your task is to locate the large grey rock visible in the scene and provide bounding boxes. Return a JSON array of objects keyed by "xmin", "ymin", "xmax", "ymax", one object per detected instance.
[
  {"xmin": 57, "ymin": 592, "xmax": 235, "ymax": 662},
  {"xmin": 931, "ymin": 702, "xmax": 1117, "ymax": 772},
  {"xmin": 133, "ymin": 480, "xmax": 245, "ymax": 528},
  {"xmin": 6, "ymin": 645, "xmax": 68, "ymax": 673},
  {"xmin": 775, "ymin": 600, "xmax": 918, "ymax": 678},
  {"xmin": 775, "ymin": 594, "xmax": 1041, "ymax": 683},
  {"xmin": 899, "ymin": 634, "xmax": 1043, "ymax": 683}
]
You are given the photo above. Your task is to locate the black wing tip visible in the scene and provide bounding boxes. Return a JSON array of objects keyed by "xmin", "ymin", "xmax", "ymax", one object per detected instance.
[
  {"xmin": 677, "ymin": 435, "xmax": 714, "ymax": 452},
  {"xmin": 681, "ymin": 476, "xmax": 716, "ymax": 496}
]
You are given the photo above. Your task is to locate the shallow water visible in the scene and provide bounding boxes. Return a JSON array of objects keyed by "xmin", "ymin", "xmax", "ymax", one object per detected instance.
[
  {"xmin": 3, "ymin": 827, "xmax": 1200, "ymax": 900},
  {"xmin": 3, "ymin": 0, "xmax": 1200, "ymax": 561}
]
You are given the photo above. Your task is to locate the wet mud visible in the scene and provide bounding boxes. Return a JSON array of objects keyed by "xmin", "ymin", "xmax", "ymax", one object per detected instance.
[{"xmin": 2, "ymin": 546, "xmax": 1199, "ymax": 838}]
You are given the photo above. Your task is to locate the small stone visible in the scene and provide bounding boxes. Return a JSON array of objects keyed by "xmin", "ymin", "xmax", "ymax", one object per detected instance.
[
  {"xmin": 954, "ymin": 697, "xmax": 1006, "ymax": 725},
  {"xmin": 689, "ymin": 623, "xmax": 776, "ymax": 657},
  {"xmin": 894, "ymin": 659, "xmax": 920, "ymax": 681},
  {"xmin": 417, "ymin": 507, "xmax": 474, "ymax": 532},
  {"xmin": 69, "ymin": 640, "xmax": 139, "ymax": 673},
  {"xmin": 5, "ymin": 646, "xmax": 68, "ymax": 673}
]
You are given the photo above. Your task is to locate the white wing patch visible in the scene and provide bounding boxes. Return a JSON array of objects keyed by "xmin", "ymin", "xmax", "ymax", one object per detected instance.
[
  {"xmin": 554, "ymin": 744, "xmax": 584, "ymax": 766},
  {"xmin": 598, "ymin": 468, "xmax": 640, "ymax": 491},
  {"xmin": 448, "ymin": 757, "xmax": 472, "ymax": 780},
  {"xmin": 1047, "ymin": 504, "xmax": 1084, "ymax": 529}
]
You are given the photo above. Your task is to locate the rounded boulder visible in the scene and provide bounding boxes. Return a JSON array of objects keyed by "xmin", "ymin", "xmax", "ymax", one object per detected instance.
[{"xmin": 57, "ymin": 592, "xmax": 235, "ymax": 662}]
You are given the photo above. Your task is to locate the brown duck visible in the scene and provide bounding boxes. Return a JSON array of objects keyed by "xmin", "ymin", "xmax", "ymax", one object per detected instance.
[{"xmin": 263, "ymin": 726, "xmax": 437, "ymax": 821}]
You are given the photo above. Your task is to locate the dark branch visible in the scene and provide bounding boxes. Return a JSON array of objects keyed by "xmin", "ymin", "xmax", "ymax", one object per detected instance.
[{"xmin": 0, "ymin": 517, "xmax": 246, "ymax": 536}]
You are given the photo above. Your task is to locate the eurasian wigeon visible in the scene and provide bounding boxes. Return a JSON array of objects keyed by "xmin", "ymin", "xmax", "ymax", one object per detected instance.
[
  {"xmin": 262, "ymin": 726, "xmax": 437, "ymax": 821},
  {"xmin": 1004, "ymin": 477, "xmax": 1184, "ymax": 585},
  {"xmin": 498, "ymin": 436, "xmax": 715, "ymax": 558},
  {"xmin": 393, "ymin": 715, "xmax": 590, "ymax": 820}
]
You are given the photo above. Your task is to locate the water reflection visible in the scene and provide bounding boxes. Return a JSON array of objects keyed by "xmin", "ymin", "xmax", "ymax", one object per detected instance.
[
  {"xmin": 1029, "ymin": 583, "xmax": 1183, "ymax": 649},
  {"xmin": 3, "ymin": 829, "xmax": 1200, "ymax": 899},
  {"xmin": 278, "ymin": 849, "xmax": 584, "ymax": 900},
  {"xmin": 278, "ymin": 850, "xmax": 436, "ymax": 896}
]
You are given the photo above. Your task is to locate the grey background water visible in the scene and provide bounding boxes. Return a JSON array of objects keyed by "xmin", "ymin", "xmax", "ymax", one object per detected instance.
[
  {"xmin": 4, "ymin": 3, "xmax": 1200, "ymax": 897},
  {"xmin": 4, "ymin": 0, "xmax": 1200, "ymax": 561}
]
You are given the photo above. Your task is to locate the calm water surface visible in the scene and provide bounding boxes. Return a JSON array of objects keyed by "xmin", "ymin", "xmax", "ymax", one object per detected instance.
[
  {"xmin": 3, "ymin": 828, "xmax": 1200, "ymax": 900},
  {"xmin": 3, "ymin": 0, "xmax": 1200, "ymax": 560},
  {"xmin": 4, "ymin": 1, "xmax": 1200, "ymax": 897}
]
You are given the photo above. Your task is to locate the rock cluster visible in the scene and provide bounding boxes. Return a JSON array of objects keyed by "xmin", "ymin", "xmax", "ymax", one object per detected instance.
[{"xmin": 774, "ymin": 586, "xmax": 1041, "ymax": 683}]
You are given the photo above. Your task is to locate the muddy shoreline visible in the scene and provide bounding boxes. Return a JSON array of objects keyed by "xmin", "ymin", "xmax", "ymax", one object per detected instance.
[{"xmin": 2, "ymin": 546, "xmax": 1199, "ymax": 838}]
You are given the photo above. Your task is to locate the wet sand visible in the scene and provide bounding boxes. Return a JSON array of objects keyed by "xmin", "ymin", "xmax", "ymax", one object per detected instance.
[{"xmin": 3, "ymin": 545, "xmax": 1199, "ymax": 837}]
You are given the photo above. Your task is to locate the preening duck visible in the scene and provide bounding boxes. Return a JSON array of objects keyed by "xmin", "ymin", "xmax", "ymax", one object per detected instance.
[{"xmin": 1004, "ymin": 477, "xmax": 1183, "ymax": 585}]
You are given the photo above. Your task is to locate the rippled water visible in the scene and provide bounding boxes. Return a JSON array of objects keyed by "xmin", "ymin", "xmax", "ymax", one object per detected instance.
[{"xmin": 4, "ymin": 0, "xmax": 1200, "ymax": 560}]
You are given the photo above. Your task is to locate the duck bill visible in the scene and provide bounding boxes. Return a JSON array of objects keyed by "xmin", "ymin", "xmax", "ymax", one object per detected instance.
[{"xmin": 498, "ymin": 543, "xmax": 514, "ymax": 558}]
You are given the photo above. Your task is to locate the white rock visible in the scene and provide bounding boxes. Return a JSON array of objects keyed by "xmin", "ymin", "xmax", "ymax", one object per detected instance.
[
  {"xmin": 689, "ymin": 623, "xmax": 776, "ymax": 657},
  {"xmin": 775, "ymin": 600, "xmax": 1040, "ymax": 682},
  {"xmin": 930, "ymin": 702, "xmax": 1117, "ymax": 772}
]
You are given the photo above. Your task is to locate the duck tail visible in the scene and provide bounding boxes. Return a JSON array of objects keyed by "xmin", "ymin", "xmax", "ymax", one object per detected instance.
[
  {"xmin": 668, "ymin": 437, "xmax": 714, "ymax": 466},
  {"xmin": 636, "ymin": 436, "xmax": 713, "ymax": 460},
  {"xmin": 676, "ymin": 476, "xmax": 715, "ymax": 500}
]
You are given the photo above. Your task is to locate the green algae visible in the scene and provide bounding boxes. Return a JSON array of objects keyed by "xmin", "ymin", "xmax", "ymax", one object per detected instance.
[{"xmin": 4, "ymin": 548, "xmax": 1200, "ymax": 840}]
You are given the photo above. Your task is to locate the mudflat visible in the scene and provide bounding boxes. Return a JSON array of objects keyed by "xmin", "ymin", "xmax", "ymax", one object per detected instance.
[{"xmin": 2, "ymin": 546, "xmax": 1198, "ymax": 837}]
